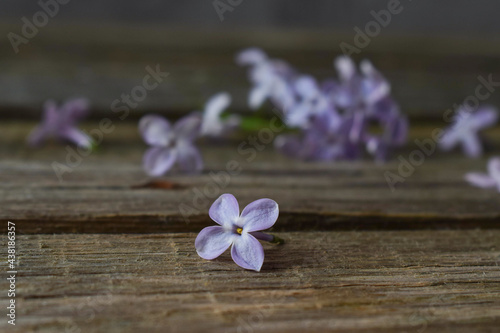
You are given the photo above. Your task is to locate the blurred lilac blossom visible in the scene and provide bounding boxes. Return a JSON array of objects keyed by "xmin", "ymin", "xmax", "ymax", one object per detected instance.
[
  {"xmin": 139, "ymin": 113, "xmax": 202, "ymax": 176},
  {"xmin": 200, "ymin": 92, "xmax": 240, "ymax": 137},
  {"xmin": 237, "ymin": 49, "xmax": 408, "ymax": 162},
  {"xmin": 27, "ymin": 98, "xmax": 92, "ymax": 148},
  {"xmin": 195, "ymin": 193, "xmax": 279, "ymax": 272},
  {"xmin": 439, "ymin": 105, "xmax": 498, "ymax": 158},
  {"xmin": 465, "ymin": 157, "xmax": 500, "ymax": 192},
  {"xmin": 236, "ymin": 48, "xmax": 295, "ymax": 111}
]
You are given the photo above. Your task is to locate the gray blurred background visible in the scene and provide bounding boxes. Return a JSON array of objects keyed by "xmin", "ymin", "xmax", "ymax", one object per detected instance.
[{"xmin": 1, "ymin": 0, "xmax": 500, "ymax": 120}]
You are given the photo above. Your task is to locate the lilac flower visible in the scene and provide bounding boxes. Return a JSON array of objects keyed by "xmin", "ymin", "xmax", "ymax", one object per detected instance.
[
  {"xmin": 275, "ymin": 109, "xmax": 344, "ymax": 161},
  {"xmin": 195, "ymin": 193, "xmax": 280, "ymax": 272},
  {"xmin": 236, "ymin": 48, "xmax": 295, "ymax": 111},
  {"xmin": 285, "ymin": 75, "xmax": 332, "ymax": 128},
  {"xmin": 465, "ymin": 157, "xmax": 500, "ymax": 191},
  {"xmin": 27, "ymin": 98, "xmax": 92, "ymax": 148},
  {"xmin": 237, "ymin": 49, "xmax": 408, "ymax": 162},
  {"xmin": 139, "ymin": 113, "xmax": 202, "ymax": 176},
  {"xmin": 330, "ymin": 57, "xmax": 390, "ymax": 112},
  {"xmin": 200, "ymin": 92, "xmax": 240, "ymax": 137},
  {"xmin": 366, "ymin": 112, "xmax": 409, "ymax": 162},
  {"xmin": 439, "ymin": 105, "xmax": 498, "ymax": 158}
]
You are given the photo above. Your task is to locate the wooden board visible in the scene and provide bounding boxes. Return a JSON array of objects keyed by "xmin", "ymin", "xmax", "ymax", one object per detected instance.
[
  {"xmin": 2, "ymin": 231, "xmax": 499, "ymax": 332},
  {"xmin": 1, "ymin": 121, "xmax": 500, "ymax": 234},
  {"xmin": 1, "ymin": 121, "xmax": 500, "ymax": 332}
]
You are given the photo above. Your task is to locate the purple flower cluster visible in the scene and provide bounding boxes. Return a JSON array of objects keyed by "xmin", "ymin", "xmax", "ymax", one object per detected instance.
[
  {"xmin": 237, "ymin": 48, "xmax": 408, "ymax": 162},
  {"xmin": 139, "ymin": 92, "xmax": 238, "ymax": 176}
]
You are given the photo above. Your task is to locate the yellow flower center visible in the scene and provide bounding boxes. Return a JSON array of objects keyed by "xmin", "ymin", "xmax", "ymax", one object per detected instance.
[{"xmin": 236, "ymin": 227, "xmax": 243, "ymax": 234}]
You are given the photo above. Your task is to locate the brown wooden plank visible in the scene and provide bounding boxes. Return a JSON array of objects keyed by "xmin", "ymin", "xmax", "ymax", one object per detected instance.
[
  {"xmin": 3, "ymin": 230, "xmax": 499, "ymax": 332},
  {"xmin": 2, "ymin": 121, "xmax": 500, "ymax": 233}
]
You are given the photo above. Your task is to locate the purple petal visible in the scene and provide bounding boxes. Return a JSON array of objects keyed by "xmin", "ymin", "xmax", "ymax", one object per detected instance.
[
  {"xmin": 173, "ymin": 114, "xmax": 202, "ymax": 141},
  {"xmin": 142, "ymin": 146, "xmax": 176, "ymax": 176},
  {"xmin": 487, "ymin": 157, "xmax": 500, "ymax": 182},
  {"xmin": 366, "ymin": 136, "xmax": 388, "ymax": 162},
  {"xmin": 271, "ymin": 79, "xmax": 295, "ymax": 111},
  {"xmin": 195, "ymin": 226, "xmax": 234, "ymax": 260},
  {"xmin": 61, "ymin": 98, "xmax": 90, "ymax": 122},
  {"xmin": 175, "ymin": 142, "xmax": 203, "ymax": 173},
  {"xmin": 205, "ymin": 92, "xmax": 231, "ymax": 118},
  {"xmin": 240, "ymin": 198, "xmax": 279, "ymax": 232},
  {"xmin": 286, "ymin": 103, "xmax": 312, "ymax": 128},
  {"xmin": 294, "ymin": 75, "xmax": 318, "ymax": 99},
  {"xmin": 439, "ymin": 129, "xmax": 459, "ymax": 151},
  {"xmin": 209, "ymin": 193, "xmax": 240, "ymax": 227},
  {"xmin": 462, "ymin": 134, "xmax": 482, "ymax": 158},
  {"xmin": 348, "ymin": 111, "xmax": 366, "ymax": 143},
  {"xmin": 334, "ymin": 56, "xmax": 356, "ymax": 82},
  {"xmin": 231, "ymin": 233, "xmax": 264, "ymax": 271},
  {"xmin": 201, "ymin": 92, "xmax": 231, "ymax": 136},
  {"xmin": 249, "ymin": 84, "xmax": 271, "ymax": 110},
  {"xmin": 236, "ymin": 48, "xmax": 267, "ymax": 66},
  {"xmin": 390, "ymin": 115, "xmax": 409, "ymax": 146},
  {"xmin": 470, "ymin": 106, "xmax": 498, "ymax": 129},
  {"xmin": 465, "ymin": 172, "xmax": 497, "ymax": 189},
  {"xmin": 360, "ymin": 60, "xmax": 390, "ymax": 105},
  {"xmin": 59, "ymin": 127, "xmax": 93, "ymax": 148},
  {"xmin": 139, "ymin": 115, "xmax": 171, "ymax": 146}
]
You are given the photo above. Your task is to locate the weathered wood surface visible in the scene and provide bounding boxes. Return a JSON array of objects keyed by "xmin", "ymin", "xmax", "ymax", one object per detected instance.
[
  {"xmin": 1, "ymin": 120, "xmax": 500, "ymax": 332},
  {"xmin": 1, "ymin": 231, "xmax": 499, "ymax": 333},
  {"xmin": 1, "ymin": 122, "xmax": 500, "ymax": 233},
  {"xmin": 2, "ymin": 24, "xmax": 500, "ymax": 119}
]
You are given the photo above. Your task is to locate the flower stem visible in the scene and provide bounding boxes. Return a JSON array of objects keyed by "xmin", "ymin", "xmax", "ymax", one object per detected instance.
[{"xmin": 250, "ymin": 232, "xmax": 285, "ymax": 245}]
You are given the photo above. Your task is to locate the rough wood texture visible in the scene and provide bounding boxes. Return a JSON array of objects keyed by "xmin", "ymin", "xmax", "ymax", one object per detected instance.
[
  {"xmin": 1, "ymin": 231, "xmax": 499, "ymax": 333},
  {"xmin": 1, "ymin": 122, "xmax": 500, "ymax": 233},
  {"xmin": 1, "ymin": 120, "xmax": 500, "ymax": 332}
]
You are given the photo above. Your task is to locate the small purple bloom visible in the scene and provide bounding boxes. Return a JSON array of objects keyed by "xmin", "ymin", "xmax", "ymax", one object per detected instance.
[
  {"xmin": 139, "ymin": 113, "xmax": 202, "ymax": 176},
  {"xmin": 195, "ymin": 193, "xmax": 280, "ymax": 272},
  {"xmin": 27, "ymin": 98, "xmax": 92, "ymax": 148},
  {"xmin": 285, "ymin": 75, "xmax": 332, "ymax": 128},
  {"xmin": 465, "ymin": 157, "xmax": 500, "ymax": 191},
  {"xmin": 200, "ymin": 92, "xmax": 240, "ymax": 137},
  {"xmin": 236, "ymin": 48, "xmax": 295, "ymax": 111},
  {"xmin": 439, "ymin": 105, "xmax": 498, "ymax": 158}
]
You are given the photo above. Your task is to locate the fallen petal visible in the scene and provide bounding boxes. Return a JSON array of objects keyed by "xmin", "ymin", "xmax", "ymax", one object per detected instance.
[
  {"xmin": 231, "ymin": 233, "xmax": 264, "ymax": 271},
  {"xmin": 240, "ymin": 198, "xmax": 279, "ymax": 232},
  {"xmin": 195, "ymin": 226, "xmax": 234, "ymax": 260}
]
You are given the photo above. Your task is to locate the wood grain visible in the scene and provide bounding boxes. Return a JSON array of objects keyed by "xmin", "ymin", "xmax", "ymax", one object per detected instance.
[
  {"xmin": 1, "ymin": 122, "xmax": 500, "ymax": 233},
  {"xmin": 1, "ymin": 231, "xmax": 499, "ymax": 333}
]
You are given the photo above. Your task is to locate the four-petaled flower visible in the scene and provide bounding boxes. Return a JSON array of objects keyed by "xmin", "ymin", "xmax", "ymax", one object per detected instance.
[
  {"xmin": 439, "ymin": 105, "xmax": 498, "ymax": 158},
  {"xmin": 27, "ymin": 98, "xmax": 92, "ymax": 148},
  {"xmin": 195, "ymin": 193, "xmax": 279, "ymax": 271},
  {"xmin": 139, "ymin": 113, "xmax": 203, "ymax": 176},
  {"xmin": 465, "ymin": 157, "xmax": 500, "ymax": 192}
]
